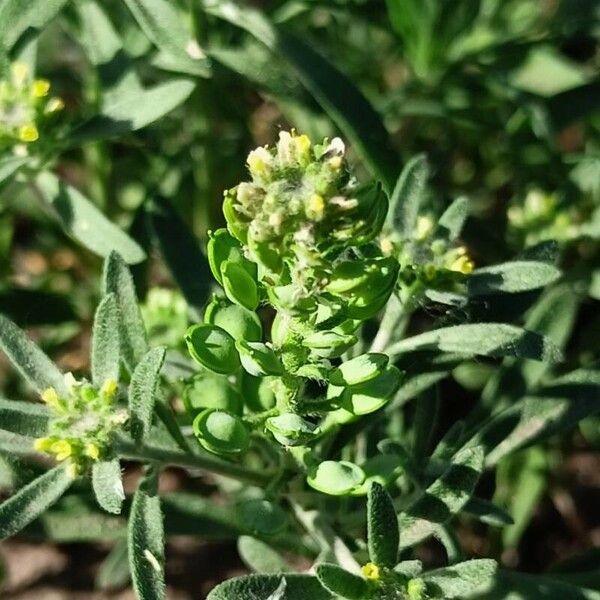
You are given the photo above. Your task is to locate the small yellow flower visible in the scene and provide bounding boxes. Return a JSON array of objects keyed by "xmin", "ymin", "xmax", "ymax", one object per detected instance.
[
  {"xmin": 41, "ymin": 387, "xmax": 59, "ymax": 407},
  {"xmin": 102, "ymin": 379, "xmax": 118, "ymax": 397},
  {"xmin": 307, "ymin": 193, "xmax": 325, "ymax": 221},
  {"xmin": 361, "ymin": 562, "xmax": 380, "ymax": 580},
  {"xmin": 18, "ymin": 124, "xmax": 39, "ymax": 143},
  {"xmin": 33, "ymin": 437, "xmax": 54, "ymax": 452},
  {"xmin": 450, "ymin": 254, "xmax": 475, "ymax": 274},
  {"xmin": 45, "ymin": 97, "xmax": 64, "ymax": 113},
  {"xmin": 328, "ymin": 155, "xmax": 343, "ymax": 169},
  {"xmin": 415, "ymin": 216, "xmax": 433, "ymax": 240},
  {"xmin": 51, "ymin": 439, "xmax": 73, "ymax": 461},
  {"xmin": 11, "ymin": 62, "xmax": 28, "ymax": 86},
  {"xmin": 85, "ymin": 443, "xmax": 100, "ymax": 460},
  {"xmin": 247, "ymin": 146, "xmax": 272, "ymax": 178},
  {"xmin": 32, "ymin": 79, "xmax": 50, "ymax": 97}
]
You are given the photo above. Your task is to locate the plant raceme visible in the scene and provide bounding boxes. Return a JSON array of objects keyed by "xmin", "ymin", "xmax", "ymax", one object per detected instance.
[{"xmin": 0, "ymin": 132, "xmax": 598, "ymax": 600}]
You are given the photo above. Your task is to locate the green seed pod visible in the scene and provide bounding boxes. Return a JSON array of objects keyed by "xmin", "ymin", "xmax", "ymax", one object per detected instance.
[
  {"xmin": 329, "ymin": 353, "xmax": 388, "ymax": 386},
  {"xmin": 204, "ymin": 296, "xmax": 262, "ymax": 342},
  {"xmin": 304, "ymin": 330, "xmax": 357, "ymax": 358},
  {"xmin": 193, "ymin": 409, "xmax": 249, "ymax": 454},
  {"xmin": 341, "ymin": 366, "xmax": 402, "ymax": 415},
  {"xmin": 186, "ymin": 324, "xmax": 240, "ymax": 375},
  {"xmin": 247, "ymin": 232, "xmax": 283, "ymax": 274},
  {"xmin": 307, "ymin": 460, "xmax": 366, "ymax": 496},
  {"xmin": 221, "ymin": 260, "xmax": 259, "ymax": 311},
  {"xmin": 182, "ymin": 373, "xmax": 243, "ymax": 416},
  {"xmin": 265, "ymin": 413, "xmax": 319, "ymax": 446},
  {"xmin": 223, "ymin": 191, "xmax": 249, "ymax": 243},
  {"xmin": 326, "ymin": 261, "xmax": 370, "ymax": 295},
  {"xmin": 267, "ymin": 284, "xmax": 317, "ymax": 314},
  {"xmin": 236, "ymin": 340, "xmax": 283, "ymax": 377},
  {"xmin": 207, "ymin": 228, "xmax": 256, "ymax": 285},
  {"xmin": 236, "ymin": 498, "xmax": 287, "ymax": 536},
  {"xmin": 241, "ymin": 373, "xmax": 277, "ymax": 412}
]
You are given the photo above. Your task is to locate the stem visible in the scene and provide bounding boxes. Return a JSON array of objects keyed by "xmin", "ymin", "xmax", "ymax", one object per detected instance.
[{"xmin": 115, "ymin": 438, "xmax": 272, "ymax": 486}]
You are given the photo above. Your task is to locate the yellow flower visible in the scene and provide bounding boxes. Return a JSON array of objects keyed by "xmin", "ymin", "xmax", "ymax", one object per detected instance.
[
  {"xmin": 102, "ymin": 379, "xmax": 118, "ymax": 397},
  {"xmin": 361, "ymin": 562, "xmax": 380, "ymax": 580},
  {"xmin": 85, "ymin": 443, "xmax": 100, "ymax": 461},
  {"xmin": 247, "ymin": 146, "xmax": 272, "ymax": 178},
  {"xmin": 450, "ymin": 254, "xmax": 475, "ymax": 274},
  {"xmin": 328, "ymin": 155, "xmax": 343, "ymax": 169},
  {"xmin": 45, "ymin": 97, "xmax": 64, "ymax": 113},
  {"xmin": 41, "ymin": 387, "xmax": 59, "ymax": 408},
  {"xmin": 415, "ymin": 216, "xmax": 433, "ymax": 240},
  {"xmin": 32, "ymin": 79, "xmax": 50, "ymax": 97},
  {"xmin": 51, "ymin": 439, "xmax": 73, "ymax": 461},
  {"xmin": 33, "ymin": 437, "xmax": 54, "ymax": 452},
  {"xmin": 18, "ymin": 124, "xmax": 39, "ymax": 143},
  {"xmin": 306, "ymin": 193, "xmax": 325, "ymax": 221}
]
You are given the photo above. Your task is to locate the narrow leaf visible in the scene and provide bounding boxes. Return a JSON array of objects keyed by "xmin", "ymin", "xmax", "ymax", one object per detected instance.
[
  {"xmin": 92, "ymin": 458, "xmax": 125, "ymax": 515},
  {"xmin": 316, "ymin": 563, "xmax": 368, "ymax": 599},
  {"xmin": 0, "ymin": 156, "xmax": 31, "ymax": 187},
  {"xmin": 367, "ymin": 482, "xmax": 399, "ymax": 567},
  {"xmin": 468, "ymin": 261, "xmax": 561, "ymax": 297},
  {"xmin": 128, "ymin": 467, "xmax": 165, "ymax": 600},
  {"xmin": 0, "ymin": 464, "xmax": 72, "ymax": 540},
  {"xmin": 91, "ymin": 294, "xmax": 120, "ymax": 386},
  {"xmin": 386, "ymin": 153, "xmax": 429, "ymax": 237},
  {"xmin": 437, "ymin": 196, "xmax": 469, "ymax": 241},
  {"xmin": 71, "ymin": 79, "xmax": 196, "ymax": 142},
  {"xmin": 36, "ymin": 171, "xmax": 145, "ymax": 264},
  {"xmin": 0, "ymin": 398, "xmax": 50, "ymax": 438},
  {"xmin": 387, "ymin": 323, "xmax": 562, "ymax": 362},
  {"xmin": 0, "ymin": 314, "xmax": 67, "ymax": 395},
  {"xmin": 129, "ymin": 347, "xmax": 166, "ymax": 443},
  {"xmin": 204, "ymin": 0, "xmax": 399, "ymax": 191},
  {"xmin": 399, "ymin": 446, "xmax": 484, "ymax": 548},
  {"xmin": 96, "ymin": 538, "xmax": 131, "ymax": 590},
  {"xmin": 103, "ymin": 252, "xmax": 149, "ymax": 373}
]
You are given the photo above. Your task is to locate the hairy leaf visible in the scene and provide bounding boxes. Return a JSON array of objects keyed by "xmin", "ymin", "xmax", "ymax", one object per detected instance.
[
  {"xmin": 129, "ymin": 347, "xmax": 166, "ymax": 443},
  {"xmin": 92, "ymin": 458, "xmax": 125, "ymax": 515},
  {"xmin": 103, "ymin": 252, "xmax": 149, "ymax": 373},
  {"xmin": 91, "ymin": 293, "xmax": 120, "ymax": 386},
  {"xmin": 316, "ymin": 563, "xmax": 368, "ymax": 599},
  {"xmin": 0, "ymin": 398, "xmax": 50, "ymax": 438},
  {"xmin": 0, "ymin": 314, "xmax": 67, "ymax": 395},
  {"xmin": 422, "ymin": 559, "xmax": 498, "ymax": 598},
  {"xmin": 0, "ymin": 464, "xmax": 72, "ymax": 540},
  {"xmin": 128, "ymin": 467, "xmax": 165, "ymax": 600},
  {"xmin": 238, "ymin": 536, "xmax": 289, "ymax": 574},
  {"xmin": 367, "ymin": 482, "xmax": 399, "ymax": 567}
]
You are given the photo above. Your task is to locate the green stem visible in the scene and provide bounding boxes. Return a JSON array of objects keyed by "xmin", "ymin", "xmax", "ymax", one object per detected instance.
[{"xmin": 115, "ymin": 438, "xmax": 272, "ymax": 486}]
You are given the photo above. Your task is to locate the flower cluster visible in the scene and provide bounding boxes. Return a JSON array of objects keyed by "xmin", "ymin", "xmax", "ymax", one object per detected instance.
[
  {"xmin": 0, "ymin": 62, "xmax": 63, "ymax": 151},
  {"xmin": 34, "ymin": 374, "xmax": 127, "ymax": 476},
  {"xmin": 223, "ymin": 130, "xmax": 387, "ymax": 301}
]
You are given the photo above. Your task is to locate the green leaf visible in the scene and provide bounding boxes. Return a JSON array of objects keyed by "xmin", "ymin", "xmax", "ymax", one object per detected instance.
[
  {"xmin": 387, "ymin": 323, "xmax": 562, "ymax": 362},
  {"xmin": 367, "ymin": 482, "xmax": 399, "ymax": 567},
  {"xmin": 399, "ymin": 446, "xmax": 484, "ymax": 548},
  {"xmin": 186, "ymin": 324, "xmax": 240, "ymax": 375},
  {"xmin": 463, "ymin": 497, "xmax": 514, "ymax": 527},
  {"xmin": 0, "ymin": 464, "xmax": 72, "ymax": 540},
  {"xmin": 238, "ymin": 536, "xmax": 289, "ymax": 574},
  {"xmin": 96, "ymin": 539, "xmax": 131, "ymax": 590},
  {"xmin": 316, "ymin": 563, "xmax": 368, "ymax": 599},
  {"xmin": 436, "ymin": 196, "xmax": 469, "ymax": 241},
  {"xmin": 468, "ymin": 261, "xmax": 561, "ymax": 297},
  {"xmin": 76, "ymin": 0, "xmax": 122, "ymax": 67},
  {"xmin": 129, "ymin": 347, "xmax": 166, "ymax": 443},
  {"xmin": 0, "ymin": 0, "xmax": 68, "ymax": 50},
  {"xmin": 92, "ymin": 458, "xmax": 125, "ymax": 515},
  {"xmin": 0, "ymin": 398, "xmax": 49, "ymax": 438},
  {"xmin": 122, "ymin": 0, "xmax": 211, "ymax": 77},
  {"xmin": 128, "ymin": 467, "xmax": 165, "ymax": 600},
  {"xmin": 207, "ymin": 573, "xmax": 333, "ymax": 600},
  {"xmin": 104, "ymin": 252, "xmax": 149, "ymax": 373},
  {"xmin": 71, "ymin": 79, "xmax": 196, "ymax": 141},
  {"xmin": 91, "ymin": 293, "xmax": 120, "ymax": 386},
  {"xmin": 0, "ymin": 314, "xmax": 67, "ymax": 395},
  {"xmin": 0, "ymin": 156, "xmax": 31, "ymax": 187},
  {"xmin": 36, "ymin": 171, "xmax": 145, "ymax": 264},
  {"xmin": 469, "ymin": 370, "xmax": 600, "ymax": 467},
  {"xmin": 386, "ymin": 153, "xmax": 429, "ymax": 238},
  {"xmin": 422, "ymin": 559, "xmax": 498, "ymax": 598},
  {"xmin": 147, "ymin": 197, "xmax": 211, "ymax": 314},
  {"xmin": 204, "ymin": 0, "xmax": 398, "ymax": 191},
  {"xmin": 236, "ymin": 499, "xmax": 287, "ymax": 537}
]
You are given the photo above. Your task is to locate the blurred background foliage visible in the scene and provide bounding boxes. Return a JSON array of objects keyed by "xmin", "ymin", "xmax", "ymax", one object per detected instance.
[{"xmin": 0, "ymin": 0, "xmax": 599, "ymax": 594}]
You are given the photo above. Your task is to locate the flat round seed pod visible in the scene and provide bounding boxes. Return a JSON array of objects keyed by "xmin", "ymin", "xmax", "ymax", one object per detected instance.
[
  {"xmin": 204, "ymin": 297, "xmax": 262, "ymax": 342},
  {"xmin": 307, "ymin": 460, "xmax": 365, "ymax": 496},
  {"xmin": 221, "ymin": 261, "xmax": 259, "ymax": 311},
  {"xmin": 183, "ymin": 373, "xmax": 243, "ymax": 416},
  {"xmin": 265, "ymin": 413, "xmax": 318, "ymax": 446},
  {"xmin": 341, "ymin": 365, "xmax": 402, "ymax": 415},
  {"xmin": 186, "ymin": 324, "xmax": 240, "ymax": 374},
  {"xmin": 329, "ymin": 353, "xmax": 388, "ymax": 386},
  {"xmin": 193, "ymin": 409, "xmax": 249, "ymax": 454}
]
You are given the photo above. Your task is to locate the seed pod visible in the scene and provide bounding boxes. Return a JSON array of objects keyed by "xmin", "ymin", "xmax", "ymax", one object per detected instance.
[
  {"xmin": 221, "ymin": 260, "xmax": 259, "ymax": 311},
  {"xmin": 236, "ymin": 340, "xmax": 283, "ymax": 377},
  {"xmin": 307, "ymin": 460, "xmax": 365, "ymax": 496},
  {"xmin": 341, "ymin": 366, "xmax": 403, "ymax": 415},
  {"xmin": 186, "ymin": 324, "xmax": 240, "ymax": 374},
  {"xmin": 207, "ymin": 228, "xmax": 256, "ymax": 285},
  {"xmin": 204, "ymin": 296, "xmax": 262, "ymax": 342},
  {"xmin": 193, "ymin": 409, "xmax": 249, "ymax": 454},
  {"xmin": 304, "ymin": 330, "xmax": 357, "ymax": 358},
  {"xmin": 265, "ymin": 413, "xmax": 319, "ymax": 446},
  {"xmin": 183, "ymin": 373, "xmax": 243, "ymax": 416},
  {"xmin": 329, "ymin": 353, "xmax": 389, "ymax": 386}
]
